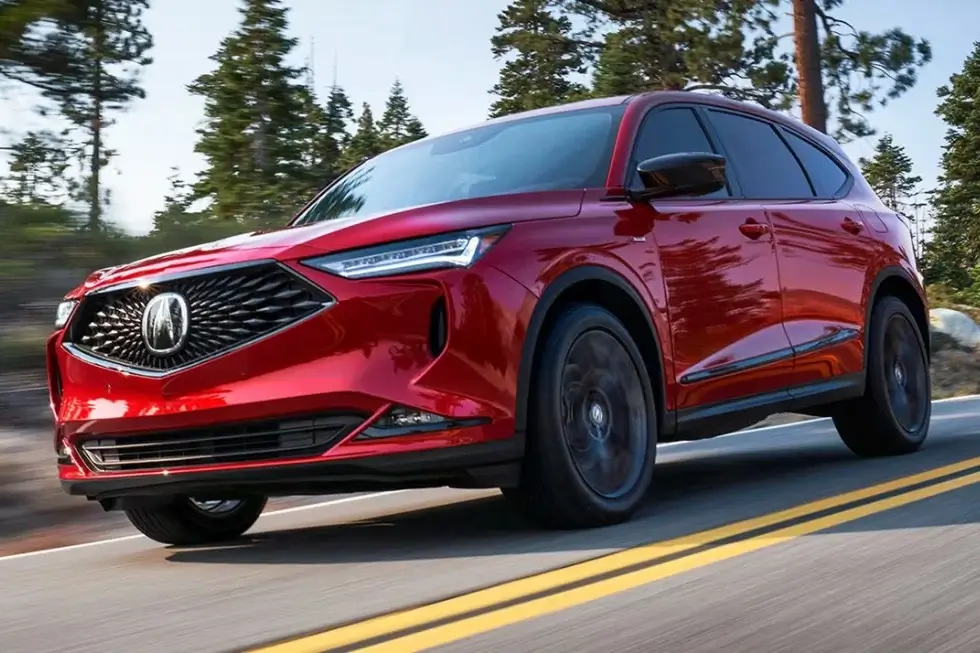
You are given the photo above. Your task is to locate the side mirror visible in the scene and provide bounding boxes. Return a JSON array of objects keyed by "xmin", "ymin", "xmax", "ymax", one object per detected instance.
[{"xmin": 634, "ymin": 152, "xmax": 727, "ymax": 200}]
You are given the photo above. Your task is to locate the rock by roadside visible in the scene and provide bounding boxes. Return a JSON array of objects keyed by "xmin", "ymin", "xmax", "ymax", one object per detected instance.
[{"xmin": 930, "ymin": 331, "xmax": 980, "ymax": 398}]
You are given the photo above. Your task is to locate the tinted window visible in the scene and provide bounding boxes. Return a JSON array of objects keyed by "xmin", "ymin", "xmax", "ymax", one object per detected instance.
[
  {"xmin": 783, "ymin": 130, "xmax": 848, "ymax": 197},
  {"xmin": 292, "ymin": 105, "xmax": 626, "ymax": 225},
  {"xmin": 630, "ymin": 107, "xmax": 728, "ymax": 197},
  {"xmin": 706, "ymin": 110, "xmax": 813, "ymax": 199}
]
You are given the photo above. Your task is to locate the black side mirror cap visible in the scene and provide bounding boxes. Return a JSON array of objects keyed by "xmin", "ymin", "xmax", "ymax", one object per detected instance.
[{"xmin": 633, "ymin": 152, "xmax": 727, "ymax": 201}]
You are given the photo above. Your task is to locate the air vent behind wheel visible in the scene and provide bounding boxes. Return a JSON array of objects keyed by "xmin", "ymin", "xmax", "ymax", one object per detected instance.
[{"xmin": 429, "ymin": 297, "xmax": 448, "ymax": 358}]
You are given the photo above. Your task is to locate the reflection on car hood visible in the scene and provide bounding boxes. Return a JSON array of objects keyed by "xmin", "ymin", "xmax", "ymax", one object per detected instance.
[{"xmin": 71, "ymin": 190, "xmax": 585, "ymax": 296}]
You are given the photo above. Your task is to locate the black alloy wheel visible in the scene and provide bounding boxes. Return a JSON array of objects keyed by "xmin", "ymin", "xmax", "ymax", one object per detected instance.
[
  {"xmin": 504, "ymin": 303, "xmax": 658, "ymax": 529},
  {"xmin": 833, "ymin": 295, "xmax": 932, "ymax": 457},
  {"xmin": 881, "ymin": 313, "xmax": 930, "ymax": 433},
  {"xmin": 560, "ymin": 329, "xmax": 649, "ymax": 500}
]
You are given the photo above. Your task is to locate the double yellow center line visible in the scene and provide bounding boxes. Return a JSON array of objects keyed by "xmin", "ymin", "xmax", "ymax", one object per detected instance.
[{"xmin": 247, "ymin": 455, "xmax": 980, "ymax": 653}]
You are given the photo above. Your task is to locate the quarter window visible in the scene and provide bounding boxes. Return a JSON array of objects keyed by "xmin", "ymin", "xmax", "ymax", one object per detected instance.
[
  {"xmin": 782, "ymin": 130, "xmax": 849, "ymax": 197},
  {"xmin": 706, "ymin": 109, "xmax": 813, "ymax": 199}
]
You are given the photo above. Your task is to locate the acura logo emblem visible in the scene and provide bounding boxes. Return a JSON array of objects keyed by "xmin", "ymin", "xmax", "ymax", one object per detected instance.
[{"xmin": 141, "ymin": 292, "xmax": 190, "ymax": 355}]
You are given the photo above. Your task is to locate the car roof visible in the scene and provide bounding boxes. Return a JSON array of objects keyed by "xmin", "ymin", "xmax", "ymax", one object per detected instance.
[
  {"xmin": 390, "ymin": 90, "xmax": 848, "ymax": 163},
  {"xmin": 629, "ymin": 90, "xmax": 848, "ymax": 159},
  {"xmin": 484, "ymin": 94, "xmax": 634, "ymax": 123}
]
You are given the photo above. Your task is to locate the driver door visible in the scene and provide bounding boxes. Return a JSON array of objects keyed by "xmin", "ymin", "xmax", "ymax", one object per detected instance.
[{"xmin": 628, "ymin": 105, "xmax": 792, "ymax": 412}]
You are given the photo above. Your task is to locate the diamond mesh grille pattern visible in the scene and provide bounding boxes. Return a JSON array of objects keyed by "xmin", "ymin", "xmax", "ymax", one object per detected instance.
[{"xmin": 68, "ymin": 263, "xmax": 331, "ymax": 372}]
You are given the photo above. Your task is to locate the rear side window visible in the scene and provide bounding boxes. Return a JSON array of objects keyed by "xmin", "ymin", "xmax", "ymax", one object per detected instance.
[
  {"xmin": 706, "ymin": 109, "xmax": 813, "ymax": 199},
  {"xmin": 782, "ymin": 130, "xmax": 849, "ymax": 197},
  {"xmin": 630, "ymin": 107, "xmax": 729, "ymax": 197}
]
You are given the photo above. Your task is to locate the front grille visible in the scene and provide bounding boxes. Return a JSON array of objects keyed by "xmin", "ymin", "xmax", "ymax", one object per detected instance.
[
  {"xmin": 67, "ymin": 262, "xmax": 332, "ymax": 373},
  {"xmin": 78, "ymin": 413, "xmax": 364, "ymax": 472}
]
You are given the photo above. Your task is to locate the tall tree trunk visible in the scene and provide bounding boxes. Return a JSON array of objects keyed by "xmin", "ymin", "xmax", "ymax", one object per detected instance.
[
  {"xmin": 88, "ymin": 0, "xmax": 104, "ymax": 230},
  {"xmin": 792, "ymin": 0, "xmax": 827, "ymax": 133},
  {"xmin": 89, "ymin": 95, "xmax": 102, "ymax": 229}
]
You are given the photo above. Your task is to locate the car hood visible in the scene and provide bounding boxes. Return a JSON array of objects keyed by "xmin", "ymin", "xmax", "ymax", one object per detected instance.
[{"xmin": 71, "ymin": 190, "xmax": 585, "ymax": 296}]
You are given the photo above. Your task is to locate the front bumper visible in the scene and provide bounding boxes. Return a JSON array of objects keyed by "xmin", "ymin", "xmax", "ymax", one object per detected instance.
[
  {"xmin": 60, "ymin": 438, "xmax": 524, "ymax": 502},
  {"xmin": 51, "ymin": 260, "xmax": 536, "ymax": 497}
]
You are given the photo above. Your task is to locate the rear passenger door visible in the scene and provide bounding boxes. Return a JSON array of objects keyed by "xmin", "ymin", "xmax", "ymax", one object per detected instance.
[
  {"xmin": 627, "ymin": 105, "xmax": 794, "ymax": 411},
  {"xmin": 701, "ymin": 108, "xmax": 871, "ymax": 391}
]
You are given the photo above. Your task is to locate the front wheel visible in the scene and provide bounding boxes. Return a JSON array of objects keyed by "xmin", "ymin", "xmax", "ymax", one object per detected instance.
[
  {"xmin": 125, "ymin": 496, "xmax": 267, "ymax": 546},
  {"xmin": 504, "ymin": 303, "xmax": 658, "ymax": 529},
  {"xmin": 833, "ymin": 296, "xmax": 931, "ymax": 457}
]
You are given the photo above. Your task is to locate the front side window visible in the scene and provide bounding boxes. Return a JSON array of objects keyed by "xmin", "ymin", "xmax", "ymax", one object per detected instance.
[
  {"xmin": 630, "ymin": 107, "xmax": 730, "ymax": 198},
  {"xmin": 292, "ymin": 104, "xmax": 626, "ymax": 226}
]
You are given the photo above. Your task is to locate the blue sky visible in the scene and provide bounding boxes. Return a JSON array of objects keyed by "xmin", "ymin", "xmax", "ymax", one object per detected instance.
[{"xmin": 0, "ymin": 0, "xmax": 973, "ymax": 234}]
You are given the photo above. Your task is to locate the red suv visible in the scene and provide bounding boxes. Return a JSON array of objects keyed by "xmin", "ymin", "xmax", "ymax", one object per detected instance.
[{"xmin": 50, "ymin": 91, "xmax": 931, "ymax": 546}]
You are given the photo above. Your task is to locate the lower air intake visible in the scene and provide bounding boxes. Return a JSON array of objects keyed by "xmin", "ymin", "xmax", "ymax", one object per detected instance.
[{"xmin": 78, "ymin": 413, "xmax": 364, "ymax": 472}]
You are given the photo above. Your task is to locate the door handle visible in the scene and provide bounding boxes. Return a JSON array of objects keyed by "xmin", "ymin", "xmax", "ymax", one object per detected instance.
[
  {"xmin": 842, "ymin": 217, "xmax": 864, "ymax": 235},
  {"xmin": 738, "ymin": 218, "xmax": 770, "ymax": 240}
]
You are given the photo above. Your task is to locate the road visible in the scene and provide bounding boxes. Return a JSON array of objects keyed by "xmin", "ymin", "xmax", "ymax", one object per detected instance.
[{"xmin": 3, "ymin": 396, "xmax": 980, "ymax": 653}]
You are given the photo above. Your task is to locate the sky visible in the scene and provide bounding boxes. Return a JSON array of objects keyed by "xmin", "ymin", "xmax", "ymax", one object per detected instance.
[{"xmin": 0, "ymin": 0, "xmax": 974, "ymax": 235}]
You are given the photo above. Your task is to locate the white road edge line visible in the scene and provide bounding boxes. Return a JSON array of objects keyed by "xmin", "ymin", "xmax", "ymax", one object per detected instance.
[
  {"xmin": 3, "ymin": 393, "xmax": 978, "ymax": 562},
  {"xmin": 0, "ymin": 490, "xmax": 408, "ymax": 563}
]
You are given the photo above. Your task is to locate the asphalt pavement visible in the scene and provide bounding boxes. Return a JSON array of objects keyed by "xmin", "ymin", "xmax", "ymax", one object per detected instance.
[{"xmin": 3, "ymin": 396, "xmax": 980, "ymax": 653}]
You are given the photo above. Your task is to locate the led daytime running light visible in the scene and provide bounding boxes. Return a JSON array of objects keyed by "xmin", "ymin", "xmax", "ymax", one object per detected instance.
[
  {"xmin": 335, "ymin": 236, "xmax": 478, "ymax": 278},
  {"xmin": 302, "ymin": 226, "xmax": 508, "ymax": 280}
]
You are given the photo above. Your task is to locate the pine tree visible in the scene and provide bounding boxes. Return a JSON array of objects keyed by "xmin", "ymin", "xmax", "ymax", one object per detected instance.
[
  {"xmin": 1, "ymin": 130, "xmax": 74, "ymax": 205},
  {"xmin": 26, "ymin": 0, "xmax": 153, "ymax": 229},
  {"xmin": 150, "ymin": 168, "xmax": 252, "ymax": 252},
  {"xmin": 150, "ymin": 168, "xmax": 207, "ymax": 233},
  {"xmin": 922, "ymin": 42, "xmax": 980, "ymax": 290},
  {"xmin": 404, "ymin": 116, "xmax": 427, "ymax": 142},
  {"xmin": 858, "ymin": 135, "xmax": 921, "ymax": 214},
  {"xmin": 571, "ymin": 0, "xmax": 793, "ymax": 109},
  {"xmin": 488, "ymin": 0, "xmax": 590, "ymax": 118},
  {"xmin": 341, "ymin": 103, "xmax": 384, "ymax": 169},
  {"xmin": 0, "ymin": 0, "xmax": 80, "ymax": 92},
  {"xmin": 293, "ymin": 85, "xmax": 335, "ymax": 195},
  {"xmin": 288, "ymin": 82, "xmax": 355, "ymax": 189},
  {"xmin": 791, "ymin": 0, "xmax": 826, "ymax": 132},
  {"xmin": 321, "ymin": 84, "xmax": 354, "ymax": 177},
  {"xmin": 548, "ymin": 0, "xmax": 931, "ymax": 141},
  {"xmin": 789, "ymin": 0, "xmax": 932, "ymax": 140},
  {"xmin": 188, "ymin": 0, "xmax": 309, "ymax": 226},
  {"xmin": 590, "ymin": 31, "xmax": 642, "ymax": 97},
  {"xmin": 377, "ymin": 79, "xmax": 427, "ymax": 148}
]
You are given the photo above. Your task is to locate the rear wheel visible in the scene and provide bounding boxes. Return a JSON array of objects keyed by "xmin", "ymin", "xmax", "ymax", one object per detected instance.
[
  {"xmin": 124, "ymin": 496, "xmax": 267, "ymax": 546},
  {"xmin": 833, "ymin": 295, "xmax": 931, "ymax": 457},
  {"xmin": 504, "ymin": 303, "xmax": 658, "ymax": 529}
]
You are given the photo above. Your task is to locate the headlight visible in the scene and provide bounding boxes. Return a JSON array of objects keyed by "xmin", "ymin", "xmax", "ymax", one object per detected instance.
[
  {"xmin": 302, "ymin": 225, "xmax": 510, "ymax": 279},
  {"xmin": 54, "ymin": 300, "xmax": 78, "ymax": 329}
]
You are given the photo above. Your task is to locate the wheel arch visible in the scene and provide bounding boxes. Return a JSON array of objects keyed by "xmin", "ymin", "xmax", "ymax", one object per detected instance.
[
  {"xmin": 514, "ymin": 265, "xmax": 669, "ymax": 437},
  {"xmin": 865, "ymin": 266, "xmax": 931, "ymax": 365}
]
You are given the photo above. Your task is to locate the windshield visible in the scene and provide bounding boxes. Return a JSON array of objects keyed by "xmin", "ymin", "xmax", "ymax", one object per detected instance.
[{"xmin": 291, "ymin": 104, "xmax": 626, "ymax": 226}]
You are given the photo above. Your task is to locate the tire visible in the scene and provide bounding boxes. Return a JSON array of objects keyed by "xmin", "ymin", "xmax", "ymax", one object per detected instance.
[
  {"xmin": 832, "ymin": 295, "xmax": 932, "ymax": 457},
  {"xmin": 504, "ymin": 303, "xmax": 658, "ymax": 529},
  {"xmin": 124, "ymin": 496, "xmax": 267, "ymax": 546}
]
